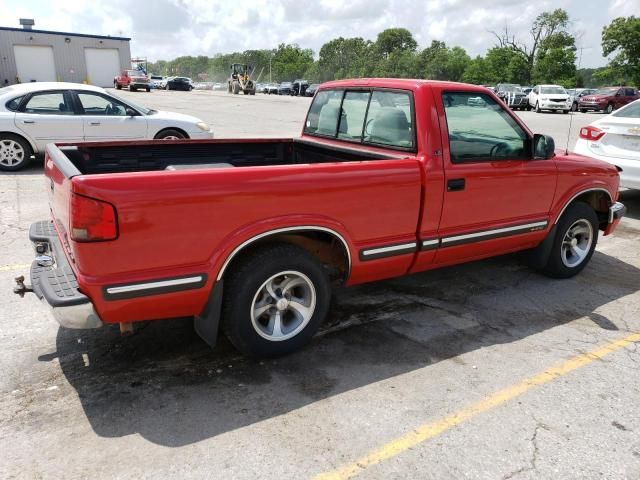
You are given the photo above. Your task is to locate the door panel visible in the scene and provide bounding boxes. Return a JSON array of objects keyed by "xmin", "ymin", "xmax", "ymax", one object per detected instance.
[
  {"xmin": 434, "ymin": 90, "xmax": 557, "ymax": 263},
  {"xmin": 14, "ymin": 91, "xmax": 83, "ymax": 152},
  {"xmin": 74, "ymin": 91, "xmax": 148, "ymax": 140}
]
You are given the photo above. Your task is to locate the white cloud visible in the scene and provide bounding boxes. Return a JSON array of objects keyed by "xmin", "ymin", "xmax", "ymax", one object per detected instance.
[{"xmin": 0, "ymin": 0, "xmax": 626, "ymax": 67}]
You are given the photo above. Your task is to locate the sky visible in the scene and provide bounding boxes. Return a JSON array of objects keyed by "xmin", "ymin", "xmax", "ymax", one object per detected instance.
[{"xmin": 1, "ymin": 0, "xmax": 638, "ymax": 68}]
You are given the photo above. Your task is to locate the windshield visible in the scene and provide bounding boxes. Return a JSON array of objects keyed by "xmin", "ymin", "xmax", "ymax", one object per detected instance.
[
  {"xmin": 594, "ymin": 88, "xmax": 618, "ymax": 95},
  {"xmin": 108, "ymin": 92, "xmax": 153, "ymax": 115},
  {"xmin": 127, "ymin": 70, "xmax": 142, "ymax": 76},
  {"xmin": 500, "ymin": 85, "xmax": 521, "ymax": 93},
  {"xmin": 540, "ymin": 87, "xmax": 566, "ymax": 94}
]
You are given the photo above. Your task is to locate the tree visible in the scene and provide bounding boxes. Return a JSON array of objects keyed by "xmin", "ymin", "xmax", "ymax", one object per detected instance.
[
  {"xmin": 271, "ymin": 43, "xmax": 314, "ymax": 81},
  {"xmin": 419, "ymin": 41, "xmax": 470, "ymax": 81},
  {"xmin": 375, "ymin": 28, "xmax": 417, "ymax": 58},
  {"xmin": 491, "ymin": 8, "xmax": 573, "ymax": 84},
  {"xmin": 462, "ymin": 56, "xmax": 489, "ymax": 84},
  {"xmin": 601, "ymin": 16, "xmax": 640, "ymax": 86},
  {"xmin": 533, "ymin": 31, "xmax": 577, "ymax": 86},
  {"xmin": 318, "ymin": 37, "xmax": 373, "ymax": 81}
]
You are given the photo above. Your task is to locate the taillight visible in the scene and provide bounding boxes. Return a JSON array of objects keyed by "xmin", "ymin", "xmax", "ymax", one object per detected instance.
[
  {"xmin": 579, "ymin": 126, "xmax": 605, "ymax": 141},
  {"xmin": 70, "ymin": 193, "xmax": 118, "ymax": 242}
]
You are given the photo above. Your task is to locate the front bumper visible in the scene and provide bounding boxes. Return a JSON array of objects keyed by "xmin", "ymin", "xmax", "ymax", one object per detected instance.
[
  {"xmin": 23, "ymin": 220, "xmax": 103, "ymax": 329},
  {"xmin": 605, "ymin": 202, "xmax": 626, "ymax": 236},
  {"xmin": 130, "ymin": 82, "xmax": 150, "ymax": 88}
]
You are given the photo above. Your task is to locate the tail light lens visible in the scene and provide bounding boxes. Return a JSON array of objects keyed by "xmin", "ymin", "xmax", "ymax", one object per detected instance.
[
  {"xmin": 70, "ymin": 193, "xmax": 118, "ymax": 242},
  {"xmin": 579, "ymin": 126, "xmax": 605, "ymax": 141}
]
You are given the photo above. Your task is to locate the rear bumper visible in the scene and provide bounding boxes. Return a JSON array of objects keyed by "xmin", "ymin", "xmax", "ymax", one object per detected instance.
[{"xmin": 27, "ymin": 220, "xmax": 103, "ymax": 329}]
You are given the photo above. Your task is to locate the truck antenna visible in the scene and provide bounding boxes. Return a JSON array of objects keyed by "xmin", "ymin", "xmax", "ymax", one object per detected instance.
[{"xmin": 565, "ymin": 46, "xmax": 591, "ymax": 155}]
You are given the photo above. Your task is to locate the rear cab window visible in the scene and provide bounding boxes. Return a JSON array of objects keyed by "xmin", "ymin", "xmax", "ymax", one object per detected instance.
[{"xmin": 304, "ymin": 88, "xmax": 415, "ymax": 151}]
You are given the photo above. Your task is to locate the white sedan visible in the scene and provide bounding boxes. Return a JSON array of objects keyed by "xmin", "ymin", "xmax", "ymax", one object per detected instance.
[
  {"xmin": 0, "ymin": 82, "xmax": 213, "ymax": 171},
  {"xmin": 574, "ymin": 99, "xmax": 640, "ymax": 189}
]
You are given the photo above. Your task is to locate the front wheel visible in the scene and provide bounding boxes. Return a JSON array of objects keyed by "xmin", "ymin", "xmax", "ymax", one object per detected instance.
[
  {"xmin": 115, "ymin": 82, "xmax": 122, "ymax": 90},
  {"xmin": 154, "ymin": 129, "xmax": 187, "ymax": 140},
  {"xmin": 605, "ymin": 103, "xmax": 614, "ymax": 114},
  {"xmin": 222, "ymin": 243, "xmax": 331, "ymax": 357},
  {"xmin": 535, "ymin": 102, "xmax": 541, "ymax": 113},
  {"xmin": 538, "ymin": 202, "xmax": 598, "ymax": 279}
]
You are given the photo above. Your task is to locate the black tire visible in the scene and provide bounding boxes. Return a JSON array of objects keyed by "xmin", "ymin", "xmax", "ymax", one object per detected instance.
[
  {"xmin": 130, "ymin": 85, "xmax": 136, "ymax": 92},
  {"xmin": 538, "ymin": 202, "xmax": 599, "ymax": 279},
  {"xmin": 154, "ymin": 129, "xmax": 187, "ymax": 140},
  {"xmin": 563, "ymin": 110, "xmax": 569, "ymax": 114},
  {"xmin": 535, "ymin": 101, "xmax": 541, "ymax": 113},
  {"xmin": 0, "ymin": 133, "xmax": 32, "ymax": 171},
  {"xmin": 605, "ymin": 103, "xmax": 614, "ymax": 114},
  {"xmin": 115, "ymin": 82, "xmax": 122, "ymax": 90},
  {"xmin": 222, "ymin": 243, "xmax": 331, "ymax": 357},
  {"xmin": 580, "ymin": 108, "xmax": 587, "ymax": 113},
  {"xmin": 233, "ymin": 82, "xmax": 240, "ymax": 94},
  {"xmin": 146, "ymin": 86, "xmax": 151, "ymax": 92}
]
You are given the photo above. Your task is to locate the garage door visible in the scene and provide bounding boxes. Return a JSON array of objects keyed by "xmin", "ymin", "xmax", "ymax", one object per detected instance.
[
  {"xmin": 14, "ymin": 45, "xmax": 56, "ymax": 83},
  {"xmin": 85, "ymin": 48, "xmax": 120, "ymax": 87}
]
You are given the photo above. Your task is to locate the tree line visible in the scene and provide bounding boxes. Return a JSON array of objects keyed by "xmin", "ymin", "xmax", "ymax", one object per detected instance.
[{"xmin": 147, "ymin": 11, "xmax": 639, "ymax": 88}]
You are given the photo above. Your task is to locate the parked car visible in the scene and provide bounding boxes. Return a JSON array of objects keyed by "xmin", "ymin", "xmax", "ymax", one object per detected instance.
[
  {"xmin": 495, "ymin": 84, "xmax": 529, "ymax": 110},
  {"xmin": 577, "ymin": 87, "xmax": 639, "ymax": 114},
  {"xmin": 305, "ymin": 83, "xmax": 320, "ymax": 97},
  {"xmin": 566, "ymin": 88, "xmax": 596, "ymax": 112},
  {"xmin": 266, "ymin": 84, "xmax": 279, "ymax": 94},
  {"xmin": 160, "ymin": 76, "xmax": 174, "ymax": 89},
  {"xmin": 165, "ymin": 77, "xmax": 194, "ymax": 91},
  {"xmin": 292, "ymin": 79, "xmax": 309, "ymax": 96},
  {"xmin": 0, "ymin": 82, "xmax": 213, "ymax": 170},
  {"xmin": 113, "ymin": 70, "xmax": 150, "ymax": 92},
  {"xmin": 574, "ymin": 99, "xmax": 640, "ymax": 189},
  {"xmin": 528, "ymin": 85, "xmax": 571, "ymax": 113},
  {"xmin": 278, "ymin": 82, "xmax": 293, "ymax": 95},
  {"xmin": 149, "ymin": 75, "xmax": 165, "ymax": 89},
  {"xmin": 17, "ymin": 78, "xmax": 625, "ymax": 358}
]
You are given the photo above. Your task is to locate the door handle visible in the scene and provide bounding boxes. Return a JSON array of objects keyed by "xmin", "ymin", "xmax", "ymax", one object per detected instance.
[
  {"xmin": 89, "ymin": 122, "xmax": 101, "ymax": 126},
  {"xmin": 447, "ymin": 178, "xmax": 465, "ymax": 191},
  {"xmin": 22, "ymin": 120, "xmax": 35, "ymax": 124}
]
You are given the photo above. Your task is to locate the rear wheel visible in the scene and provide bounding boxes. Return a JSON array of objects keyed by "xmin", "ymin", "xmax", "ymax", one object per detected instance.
[
  {"xmin": 114, "ymin": 82, "xmax": 122, "ymax": 90},
  {"xmin": 0, "ymin": 134, "xmax": 32, "ymax": 171},
  {"xmin": 605, "ymin": 103, "xmax": 614, "ymax": 114},
  {"xmin": 154, "ymin": 129, "xmax": 187, "ymax": 140},
  {"xmin": 538, "ymin": 202, "xmax": 598, "ymax": 278},
  {"xmin": 222, "ymin": 243, "xmax": 331, "ymax": 357}
]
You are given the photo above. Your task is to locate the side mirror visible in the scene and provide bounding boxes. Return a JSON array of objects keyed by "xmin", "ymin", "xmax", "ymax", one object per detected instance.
[
  {"xmin": 126, "ymin": 108, "xmax": 137, "ymax": 116},
  {"xmin": 533, "ymin": 134, "xmax": 555, "ymax": 160}
]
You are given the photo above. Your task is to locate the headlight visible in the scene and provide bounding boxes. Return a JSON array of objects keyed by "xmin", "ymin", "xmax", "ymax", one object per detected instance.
[{"xmin": 196, "ymin": 122, "xmax": 210, "ymax": 131}]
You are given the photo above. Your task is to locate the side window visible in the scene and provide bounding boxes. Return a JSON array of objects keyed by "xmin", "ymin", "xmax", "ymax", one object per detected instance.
[
  {"xmin": 625, "ymin": 88, "xmax": 636, "ymax": 96},
  {"xmin": 337, "ymin": 91, "xmax": 370, "ymax": 141},
  {"xmin": 22, "ymin": 92, "xmax": 73, "ymax": 115},
  {"xmin": 442, "ymin": 92, "xmax": 529, "ymax": 163},
  {"xmin": 5, "ymin": 96, "xmax": 24, "ymax": 111},
  {"xmin": 76, "ymin": 92, "xmax": 127, "ymax": 116},
  {"xmin": 304, "ymin": 89, "xmax": 343, "ymax": 136},
  {"xmin": 363, "ymin": 91, "xmax": 414, "ymax": 149}
]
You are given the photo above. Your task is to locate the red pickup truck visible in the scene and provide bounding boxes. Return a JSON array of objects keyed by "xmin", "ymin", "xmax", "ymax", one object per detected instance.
[
  {"xmin": 113, "ymin": 69, "xmax": 151, "ymax": 92},
  {"xmin": 17, "ymin": 79, "xmax": 626, "ymax": 357}
]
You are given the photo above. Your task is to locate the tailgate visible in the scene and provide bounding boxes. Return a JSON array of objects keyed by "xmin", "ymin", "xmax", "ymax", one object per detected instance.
[{"xmin": 44, "ymin": 144, "xmax": 82, "ymax": 264}]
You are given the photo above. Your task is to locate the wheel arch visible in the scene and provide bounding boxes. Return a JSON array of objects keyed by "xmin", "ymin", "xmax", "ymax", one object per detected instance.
[
  {"xmin": 215, "ymin": 226, "xmax": 352, "ymax": 284},
  {"xmin": 153, "ymin": 127, "xmax": 190, "ymax": 139},
  {"xmin": 0, "ymin": 130, "xmax": 36, "ymax": 154},
  {"xmin": 554, "ymin": 187, "xmax": 612, "ymax": 229}
]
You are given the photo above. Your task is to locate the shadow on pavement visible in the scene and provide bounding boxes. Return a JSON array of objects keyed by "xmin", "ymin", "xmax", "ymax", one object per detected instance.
[{"xmin": 42, "ymin": 250, "xmax": 640, "ymax": 447}]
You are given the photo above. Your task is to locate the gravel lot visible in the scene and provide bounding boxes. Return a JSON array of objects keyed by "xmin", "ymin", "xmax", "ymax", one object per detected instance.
[{"xmin": 2, "ymin": 89, "xmax": 640, "ymax": 480}]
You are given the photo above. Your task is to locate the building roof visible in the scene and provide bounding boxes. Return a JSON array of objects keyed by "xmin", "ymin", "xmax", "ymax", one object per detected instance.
[{"xmin": 0, "ymin": 26, "xmax": 130, "ymax": 41}]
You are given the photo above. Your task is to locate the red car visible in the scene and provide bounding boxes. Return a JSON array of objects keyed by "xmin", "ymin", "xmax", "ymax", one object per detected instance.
[
  {"xmin": 113, "ymin": 70, "xmax": 150, "ymax": 92},
  {"xmin": 17, "ymin": 79, "xmax": 625, "ymax": 357},
  {"xmin": 578, "ymin": 86, "xmax": 639, "ymax": 114}
]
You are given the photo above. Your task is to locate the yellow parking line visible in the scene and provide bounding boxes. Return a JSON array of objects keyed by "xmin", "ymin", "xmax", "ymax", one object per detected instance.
[
  {"xmin": 315, "ymin": 331, "xmax": 640, "ymax": 480},
  {"xmin": 0, "ymin": 263, "xmax": 30, "ymax": 272}
]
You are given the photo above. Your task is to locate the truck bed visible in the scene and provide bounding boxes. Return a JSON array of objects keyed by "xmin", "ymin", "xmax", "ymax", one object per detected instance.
[{"xmin": 59, "ymin": 138, "xmax": 397, "ymax": 175}]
